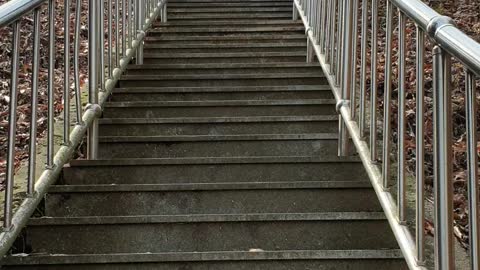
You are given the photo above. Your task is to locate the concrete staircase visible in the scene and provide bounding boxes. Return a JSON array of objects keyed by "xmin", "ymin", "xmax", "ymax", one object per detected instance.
[{"xmin": 3, "ymin": 0, "xmax": 407, "ymax": 269}]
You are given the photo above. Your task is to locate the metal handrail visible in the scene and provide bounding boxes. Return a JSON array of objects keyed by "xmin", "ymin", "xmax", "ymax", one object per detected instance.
[
  {"xmin": 294, "ymin": 0, "xmax": 479, "ymax": 269},
  {"xmin": 0, "ymin": 0, "xmax": 45, "ymax": 27},
  {"xmin": 0, "ymin": 0, "xmax": 168, "ymax": 258}
]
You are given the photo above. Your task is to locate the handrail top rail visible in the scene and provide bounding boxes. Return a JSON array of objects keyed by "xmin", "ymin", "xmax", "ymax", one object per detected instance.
[
  {"xmin": 392, "ymin": 0, "xmax": 480, "ymax": 76},
  {"xmin": 0, "ymin": 0, "xmax": 46, "ymax": 27}
]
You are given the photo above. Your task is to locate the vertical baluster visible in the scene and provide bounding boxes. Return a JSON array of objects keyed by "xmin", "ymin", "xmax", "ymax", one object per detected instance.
[
  {"xmin": 339, "ymin": 0, "xmax": 354, "ymax": 156},
  {"xmin": 382, "ymin": 1, "xmax": 393, "ymax": 189},
  {"xmin": 305, "ymin": 0, "xmax": 309, "ymax": 21},
  {"xmin": 350, "ymin": 0, "xmax": 359, "ymax": 119},
  {"xmin": 88, "ymin": 0, "xmax": 99, "ymax": 159},
  {"xmin": 108, "ymin": 0, "xmax": 113, "ymax": 77},
  {"xmin": 432, "ymin": 45, "xmax": 454, "ymax": 270},
  {"xmin": 64, "ymin": 0, "xmax": 71, "ymax": 144},
  {"xmin": 335, "ymin": 0, "xmax": 344, "ymax": 86},
  {"xmin": 306, "ymin": 0, "xmax": 315, "ymax": 63},
  {"xmin": 325, "ymin": 0, "xmax": 332, "ymax": 63},
  {"xmin": 116, "ymin": 0, "xmax": 120, "ymax": 66},
  {"xmin": 145, "ymin": 0, "xmax": 148, "ymax": 17},
  {"xmin": 127, "ymin": 0, "xmax": 132, "ymax": 48},
  {"xmin": 415, "ymin": 26, "xmax": 426, "ymax": 265},
  {"xmin": 99, "ymin": 0, "xmax": 105, "ymax": 90},
  {"xmin": 143, "ymin": 0, "xmax": 146, "ymax": 24},
  {"xmin": 74, "ymin": 0, "xmax": 83, "ymax": 125},
  {"xmin": 162, "ymin": 0, "xmax": 167, "ymax": 23},
  {"xmin": 316, "ymin": 0, "xmax": 319, "ymax": 38},
  {"xmin": 28, "ymin": 9, "xmax": 41, "ymax": 195},
  {"xmin": 319, "ymin": 0, "xmax": 326, "ymax": 50},
  {"xmin": 397, "ymin": 11, "xmax": 406, "ymax": 224},
  {"xmin": 328, "ymin": 0, "xmax": 336, "ymax": 74},
  {"xmin": 133, "ymin": 0, "xmax": 137, "ymax": 41},
  {"xmin": 123, "ymin": 0, "xmax": 127, "ymax": 57},
  {"xmin": 359, "ymin": 0, "xmax": 368, "ymax": 137},
  {"xmin": 370, "ymin": 0, "xmax": 378, "ymax": 160},
  {"xmin": 136, "ymin": 0, "xmax": 144, "ymax": 64},
  {"xmin": 3, "ymin": 21, "xmax": 21, "ymax": 229},
  {"xmin": 466, "ymin": 69, "xmax": 480, "ymax": 270},
  {"xmin": 293, "ymin": 0, "xmax": 299, "ymax": 20},
  {"xmin": 47, "ymin": 0, "xmax": 55, "ymax": 168}
]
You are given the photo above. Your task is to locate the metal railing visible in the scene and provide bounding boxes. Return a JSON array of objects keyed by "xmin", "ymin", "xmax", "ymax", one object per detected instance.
[
  {"xmin": 294, "ymin": 0, "xmax": 480, "ymax": 269},
  {"xmin": 0, "ymin": 0, "xmax": 167, "ymax": 257}
]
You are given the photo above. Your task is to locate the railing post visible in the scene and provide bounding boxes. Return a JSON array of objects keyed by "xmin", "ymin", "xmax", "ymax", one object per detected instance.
[
  {"xmin": 292, "ymin": 0, "xmax": 298, "ymax": 20},
  {"xmin": 161, "ymin": 0, "xmax": 167, "ymax": 23},
  {"xmin": 382, "ymin": 1, "xmax": 393, "ymax": 190},
  {"xmin": 27, "ymin": 8, "xmax": 41, "ymax": 196},
  {"xmin": 87, "ymin": 0, "xmax": 99, "ymax": 159},
  {"xmin": 397, "ymin": 10, "xmax": 407, "ymax": 225},
  {"xmin": 466, "ymin": 70, "xmax": 480, "ymax": 270},
  {"xmin": 47, "ymin": 0, "xmax": 55, "ymax": 168},
  {"xmin": 338, "ymin": 0, "xmax": 354, "ymax": 156},
  {"xmin": 335, "ymin": 0, "xmax": 344, "ymax": 87},
  {"xmin": 3, "ymin": 21, "xmax": 20, "ymax": 230},
  {"xmin": 136, "ymin": 0, "xmax": 144, "ymax": 64},
  {"xmin": 432, "ymin": 45, "xmax": 455, "ymax": 270}
]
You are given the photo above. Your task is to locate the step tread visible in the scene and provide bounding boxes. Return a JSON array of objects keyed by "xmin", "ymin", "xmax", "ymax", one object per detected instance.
[
  {"xmin": 126, "ymin": 63, "xmax": 319, "ymax": 69},
  {"xmin": 168, "ymin": 14, "xmax": 292, "ymax": 19},
  {"xmin": 144, "ymin": 52, "xmax": 306, "ymax": 58},
  {"xmin": 98, "ymin": 133, "xmax": 338, "ymax": 142},
  {"xmin": 69, "ymin": 156, "xmax": 361, "ymax": 167},
  {"xmin": 120, "ymin": 73, "xmax": 324, "ymax": 80},
  {"xmin": 113, "ymin": 85, "xmax": 331, "ymax": 93},
  {"xmin": 154, "ymin": 20, "xmax": 303, "ymax": 26},
  {"xmin": 149, "ymin": 26, "xmax": 304, "ymax": 32},
  {"xmin": 98, "ymin": 115, "xmax": 339, "ymax": 124},
  {"xmin": 104, "ymin": 99, "xmax": 336, "ymax": 107},
  {"xmin": 169, "ymin": 8, "xmax": 292, "ymax": 12},
  {"xmin": 49, "ymin": 181, "xmax": 371, "ymax": 193},
  {"xmin": 145, "ymin": 35, "xmax": 306, "ymax": 40},
  {"xmin": 4, "ymin": 249, "xmax": 404, "ymax": 265},
  {"xmin": 29, "ymin": 212, "xmax": 387, "ymax": 226}
]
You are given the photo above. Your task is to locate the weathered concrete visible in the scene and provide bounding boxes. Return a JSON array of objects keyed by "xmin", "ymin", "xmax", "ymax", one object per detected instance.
[
  {"xmin": 45, "ymin": 182, "xmax": 381, "ymax": 216},
  {"xmin": 111, "ymin": 85, "xmax": 333, "ymax": 101},
  {"xmin": 98, "ymin": 116, "xmax": 339, "ymax": 136}
]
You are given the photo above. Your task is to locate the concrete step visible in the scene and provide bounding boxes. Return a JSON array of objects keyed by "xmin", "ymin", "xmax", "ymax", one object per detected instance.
[
  {"xmin": 45, "ymin": 181, "xmax": 381, "ymax": 217},
  {"xmin": 168, "ymin": 15, "xmax": 293, "ymax": 21},
  {"xmin": 143, "ymin": 52, "xmax": 307, "ymax": 64},
  {"xmin": 110, "ymin": 85, "xmax": 334, "ymax": 101},
  {"xmin": 144, "ymin": 34, "xmax": 306, "ymax": 44},
  {"xmin": 169, "ymin": 7, "xmax": 293, "ymax": 13},
  {"xmin": 97, "ymin": 134, "xmax": 339, "ymax": 159},
  {"xmin": 117, "ymin": 73, "xmax": 325, "ymax": 87},
  {"xmin": 98, "ymin": 115, "xmax": 339, "ymax": 136},
  {"xmin": 102, "ymin": 100, "xmax": 336, "ymax": 118},
  {"xmin": 148, "ymin": 26, "xmax": 304, "ymax": 35},
  {"xmin": 152, "ymin": 19, "xmax": 304, "ymax": 27},
  {"xmin": 21, "ymin": 213, "xmax": 398, "ymax": 254},
  {"xmin": 125, "ymin": 63, "xmax": 318, "ymax": 75},
  {"xmin": 61, "ymin": 156, "xmax": 368, "ymax": 185},
  {"xmin": 168, "ymin": 2, "xmax": 293, "ymax": 8},
  {"xmin": 3, "ymin": 249, "xmax": 408, "ymax": 270},
  {"xmin": 168, "ymin": 13, "xmax": 292, "ymax": 21},
  {"xmin": 142, "ymin": 43, "xmax": 307, "ymax": 53},
  {"xmin": 148, "ymin": 30, "xmax": 304, "ymax": 37}
]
